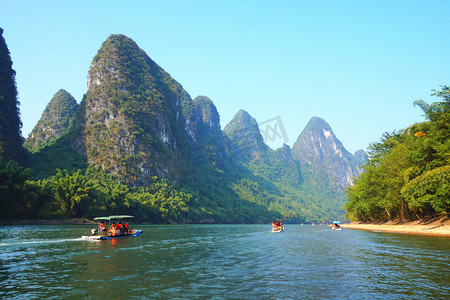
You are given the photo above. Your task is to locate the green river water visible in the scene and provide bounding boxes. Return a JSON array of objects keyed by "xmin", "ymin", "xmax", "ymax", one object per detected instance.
[{"xmin": 0, "ymin": 224, "xmax": 449, "ymax": 299}]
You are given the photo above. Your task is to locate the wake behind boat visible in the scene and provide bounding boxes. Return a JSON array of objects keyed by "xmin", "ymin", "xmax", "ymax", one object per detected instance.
[{"xmin": 81, "ymin": 215, "xmax": 143, "ymax": 240}]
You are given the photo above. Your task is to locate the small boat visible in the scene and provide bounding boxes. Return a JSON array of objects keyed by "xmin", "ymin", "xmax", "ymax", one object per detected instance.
[
  {"xmin": 332, "ymin": 221, "xmax": 342, "ymax": 230},
  {"xmin": 81, "ymin": 215, "xmax": 143, "ymax": 240},
  {"xmin": 271, "ymin": 221, "xmax": 284, "ymax": 232}
]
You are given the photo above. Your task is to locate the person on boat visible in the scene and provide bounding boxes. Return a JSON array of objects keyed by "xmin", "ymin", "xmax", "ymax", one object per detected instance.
[
  {"xmin": 272, "ymin": 221, "xmax": 283, "ymax": 231},
  {"xmin": 110, "ymin": 223, "xmax": 117, "ymax": 236},
  {"xmin": 117, "ymin": 222, "xmax": 123, "ymax": 235},
  {"xmin": 332, "ymin": 222, "xmax": 340, "ymax": 230},
  {"xmin": 99, "ymin": 221, "xmax": 107, "ymax": 235},
  {"xmin": 123, "ymin": 223, "xmax": 129, "ymax": 234}
]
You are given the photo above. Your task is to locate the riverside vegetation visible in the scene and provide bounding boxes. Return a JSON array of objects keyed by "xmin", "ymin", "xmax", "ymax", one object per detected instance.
[
  {"xmin": 344, "ymin": 86, "xmax": 450, "ymax": 222},
  {"xmin": 1, "ymin": 28, "xmax": 447, "ymax": 224}
]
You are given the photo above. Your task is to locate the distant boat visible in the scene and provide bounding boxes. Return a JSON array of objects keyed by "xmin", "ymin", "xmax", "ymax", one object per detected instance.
[
  {"xmin": 312, "ymin": 222, "xmax": 316, "ymax": 226},
  {"xmin": 332, "ymin": 221, "xmax": 342, "ymax": 231},
  {"xmin": 271, "ymin": 221, "xmax": 284, "ymax": 232},
  {"xmin": 81, "ymin": 215, "xmax": 143, "ymax": 240}
]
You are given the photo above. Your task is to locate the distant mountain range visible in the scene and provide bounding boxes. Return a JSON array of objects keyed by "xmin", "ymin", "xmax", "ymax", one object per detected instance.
[{"xmin": 15, "ymin": 34, "xmax": 367, "ymax": 222}]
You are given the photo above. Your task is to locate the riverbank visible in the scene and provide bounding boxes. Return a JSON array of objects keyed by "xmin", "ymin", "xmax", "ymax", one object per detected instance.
[
  {"xmin": 342, "ymin": 215, "xmax": 450, "ymax": 237},
  {"xmin": 0, "ymin": 218, "xmax": 91, "ymax": 225}
]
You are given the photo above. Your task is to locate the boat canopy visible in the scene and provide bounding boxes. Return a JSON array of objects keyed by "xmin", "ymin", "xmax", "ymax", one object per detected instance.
[
  {"xmin": 94, "ymin": 215, "xmax": 134, "ymax": 221},
  {"xmin": 332, "ymin": 221, "xmax": 341, "ymax": 224}
]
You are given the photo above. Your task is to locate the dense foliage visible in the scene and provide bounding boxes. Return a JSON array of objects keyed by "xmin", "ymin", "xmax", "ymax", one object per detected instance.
[
  {"xmin": 0, "ymin": 158, "xmax": 40, "ymax": 219},
  {"xmin": 0, "ymin": 160, "xmax": 199, "ymax": 223},
  {"xmin": 0, "ymin": 28, "xmax": 25, "ymax": 163},
  {"xmin": 345, "ymin": 86, "xmax": 450, "ymax": 221},
  {"xmin": 247, "ymin": 151, "xmax": 348, "ymax": 223},
  {"xmin": 0, "ymin": 157, "xmax": 283, "ymax": 223}
]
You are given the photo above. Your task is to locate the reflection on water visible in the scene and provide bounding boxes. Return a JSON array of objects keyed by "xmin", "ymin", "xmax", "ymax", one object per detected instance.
[{"xmin": 0, "ymin": 224, "xmax": 449, "ymax": 299}]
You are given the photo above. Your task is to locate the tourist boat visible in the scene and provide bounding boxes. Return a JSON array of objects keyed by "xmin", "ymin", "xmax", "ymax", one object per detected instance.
[
  {"xmin": 271, "ymin": 221, "xmax": 284, "ymax": 232},
  {"xmin": 81, "ymin": 215, "xmax": 143, "ymax": 240},
  {"xmin": 332, "ymin": 221, "xmax": 342, "ymax": 230}
]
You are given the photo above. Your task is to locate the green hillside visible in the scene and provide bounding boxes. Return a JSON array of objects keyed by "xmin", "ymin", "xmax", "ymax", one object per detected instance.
[
  {"xmin": 1, "ymin": 32, "xmax": 369, "ymax": 223},
  {"xmin": 24, "ymin": 89, "xmax": 78, "ymax": 152}
]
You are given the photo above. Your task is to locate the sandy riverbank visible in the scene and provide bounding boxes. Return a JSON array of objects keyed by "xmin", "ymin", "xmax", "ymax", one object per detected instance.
[{"xmin": 341, "ymin": 215, "xmax": 450, "ymax": 237}]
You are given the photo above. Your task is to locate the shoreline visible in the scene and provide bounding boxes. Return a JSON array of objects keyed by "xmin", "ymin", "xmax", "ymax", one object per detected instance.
[
  {"xmin": 341, "ymin": 216, "xmax": 450, "ymax": 237},
  {"xmin": 0, "ymin": 218, "xmax": 92, "ymax": 225}
]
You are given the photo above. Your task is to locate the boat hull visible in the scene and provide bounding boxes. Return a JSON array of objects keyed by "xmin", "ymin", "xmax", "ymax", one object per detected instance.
[{"xmin": 82, "ymin": 230, "xmax": 143, "ymax": 240}]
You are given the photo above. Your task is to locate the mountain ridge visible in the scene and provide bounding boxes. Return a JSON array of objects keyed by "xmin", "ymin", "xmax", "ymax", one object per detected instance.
[
  {"xmin": 16, "ymin": 33, "xmax": 367, "ymax": 223},
  {"xmin": 292, "ymin": 116, "xmax": 365, "ymax": 192}
]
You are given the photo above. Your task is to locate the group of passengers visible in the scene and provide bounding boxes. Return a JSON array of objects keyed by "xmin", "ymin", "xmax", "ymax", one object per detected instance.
[
  {"xmin": 99, "ymin": 221, "xmax": 130, "ymax": 236},
  {"xmin": 272, "ymin": 221, "xmax": 283, "ymax": 231}
]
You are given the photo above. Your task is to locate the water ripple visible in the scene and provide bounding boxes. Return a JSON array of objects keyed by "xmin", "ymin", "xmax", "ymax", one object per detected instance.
[{"xmin": 0, "ymin": 224, "xmax": 449, "ymax": 299}]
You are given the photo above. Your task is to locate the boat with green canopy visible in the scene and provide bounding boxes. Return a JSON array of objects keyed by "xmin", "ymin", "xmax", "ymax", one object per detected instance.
[
  {"xmin": 81, "ymin": 215, "xmax": 143, "ymax": 240},
  {"xmin": 332, "ymin": 221, "xmax": 342, "ymax": 230}
]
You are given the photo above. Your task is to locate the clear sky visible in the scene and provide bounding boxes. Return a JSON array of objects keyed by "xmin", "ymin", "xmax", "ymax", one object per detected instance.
[{"xmin": 1, "ymin": 0, "xmax": 449, "ymax": 153}]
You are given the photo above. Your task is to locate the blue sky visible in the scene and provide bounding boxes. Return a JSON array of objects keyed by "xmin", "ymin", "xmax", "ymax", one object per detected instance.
[{"xmin": 1, "ymin": 0, "xmax": 449, "ymax": 153}]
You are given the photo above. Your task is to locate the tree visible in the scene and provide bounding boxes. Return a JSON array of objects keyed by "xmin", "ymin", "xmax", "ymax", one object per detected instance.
[
  {"xmin": 0, "ymin": 158, "xmax": 39, "ymax": 218},
  {"xmin": 402, "ymin": 165, "xmax": 450, "ymax": 216},
  {"xmin": 47, "ymin": 169, "xmax": 95, "ymax": 217}
]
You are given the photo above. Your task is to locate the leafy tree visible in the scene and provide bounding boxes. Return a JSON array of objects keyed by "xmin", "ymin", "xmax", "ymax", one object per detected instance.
[
  {"xmin": 45, "ymin": 169, "xmax": 95, "ymax": 217},
  {"xmin": 0, "ymin": 158, "xmax": 40, "ymax": 218},
  {"xmin": 402, "ymin": 164, "xmax": 450, "ymax": 216}
]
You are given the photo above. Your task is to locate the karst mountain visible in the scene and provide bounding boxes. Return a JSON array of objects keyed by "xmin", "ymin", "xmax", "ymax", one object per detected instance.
[{"xmin": 22, "ymin": 33, "xmax": 366, "ymax": 222}]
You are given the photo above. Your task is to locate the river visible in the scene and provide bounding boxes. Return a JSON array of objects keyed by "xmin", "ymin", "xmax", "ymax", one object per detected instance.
[{"xmin": 0, "ymin": 224, "xmax": 449, "ymax": 299}]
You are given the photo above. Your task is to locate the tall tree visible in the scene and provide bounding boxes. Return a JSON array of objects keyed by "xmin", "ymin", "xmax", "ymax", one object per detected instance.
[{"xmin": 0, "ymin": 28, "xmax": 24, "ymax": 162}]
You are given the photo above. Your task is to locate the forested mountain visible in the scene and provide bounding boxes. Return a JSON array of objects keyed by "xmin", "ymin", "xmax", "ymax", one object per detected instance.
[
  {"xmin": 222, "ymin": 111, "xmax": 364, "ymax": 222},
  {"xmin": 223, "ymin": 109, "xmax": 268, "ymax": 160},
  {"xmin": 70, "ymin": 34, "xmax": 195, "ymax": 185},
  {"xmin": 24, "ymin": 89, "xmax": 78, "ymax": 152},
  {"xmin": 292, "ymin": 116, "xmax": 365, "ymax": 192},
  {"xmin": 1, "ymin": 32, "xmax": 369, "ymax": 223},
  {"xmin": 0, "ymin": 28, "xmax": 25, "ymax": 163}
]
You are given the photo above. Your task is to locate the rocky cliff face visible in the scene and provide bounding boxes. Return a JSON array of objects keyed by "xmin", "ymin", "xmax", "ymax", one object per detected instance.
[
  {"xmin": 353, "ymin": 149, "xmax": 368, "ymax": 172},
  {"xmin": 71, "ymin": 34, "xmax": 195, "ymax": 185},
  {"xmin": 24, "ymin": 89, "xmax": 78, "ymax": 152},
  {"xmin": 223, "ymin": 109, "xmax": 268, "ymax": 160},
  {"xmin": 292, "ymin": 116, "xmax": 364, "ymax": 192},
  {"xmin": 191, "ymin": 96, "xmax": 232, "ymax": 169},
  {"xmin": 223, "ymin": 110, "xmax": 302, "ymax": 187}
]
